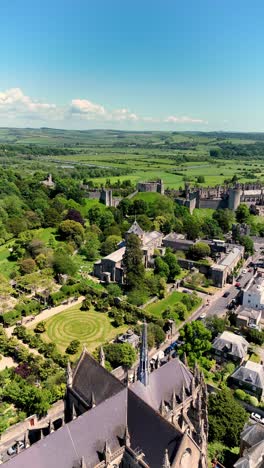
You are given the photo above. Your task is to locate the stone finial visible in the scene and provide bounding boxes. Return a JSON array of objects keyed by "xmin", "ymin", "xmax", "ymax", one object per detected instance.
[
  {"xmin": 24, "ymin": 430, "xmax": 30, "ymax": 448},
  {"xmin": 124, "ymin": 425, "xmax": 131, "ymax": 448},
  {"xmin": 162, "ymin": 449, "xmax": 171, "ymax": 468},
  {"xmin": 67, "ymin": 361, "xmax": 73, "ymax": 388},
  {"xmin": 160, "ymin": 399, "xmax": 166, "ymax": 416},
  {"xmin": 182, "ymin": 352, "xmax": 188, "ymax": 367},
  {"xmin": 191, "ymin": 376, "xmax": 196, "ymax": 395},
  {"xmin": 80, "ymin": 456, "xmax": 87, "ymax": 468},
  {"xmin": 72, "ymin": 403, "xmax": 77, "ymax": 420},
  {"xmin": 171, "ymin": 389, "xmax": 177, "ymax": 410},
  {"xmin": 99, "ymin": 346, "xmax": 105, "ymax": 368},
  {"xmin": 49, "ymin": 419, "xmax": 54, "ymax": 433},
  {"xmin": 91, "ymin": 392, "xmax": 96, "ymax": 408},
  {"xmin": 180, "ymin": 384, "xmax": 186, "ymax": 402},
  {"xmin": 103, "ymin": 441, "xmax": 111, "ymax": 463}
]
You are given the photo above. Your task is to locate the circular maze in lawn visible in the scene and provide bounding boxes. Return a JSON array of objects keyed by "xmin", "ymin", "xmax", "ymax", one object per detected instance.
[{"xmin": 43, "ymin": 305, "xmax": 113, "ymax": 352}]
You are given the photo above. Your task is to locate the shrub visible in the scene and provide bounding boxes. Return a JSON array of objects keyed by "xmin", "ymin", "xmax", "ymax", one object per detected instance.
[
  {"xmin": 2, "ymin": 309, "xmax": 22, "ymax": 326},
  {"xmin": 66, "ymin": 340, "xmax": 80, "ymax": 355},
  {"xmin": 234, "ymin": 389, "xmax": 246, "ymax": 401},
  {"xmin": 34, "ymin": 321, "xmax": 46, "ymax": 333}
]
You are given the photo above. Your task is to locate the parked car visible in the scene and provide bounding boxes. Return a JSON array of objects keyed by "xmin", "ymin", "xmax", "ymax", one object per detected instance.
[
  {"xmin": 235, "ymin": 282, "xmax": 241, "ymax": 288},
  {"xmin": 251, "ymin": 412, "xmax": 263, "ymax": 423},
  {"xmin": 242, "ymin": 269, "xmax": 247, "ymax": 274},
  {"xmin": 248, "ymin": 268, "xmax": 253, "ymax": 272},
  {"xmin": 182, "ymin": 289, "xmax": 191, "ymax": 294},
  {"xmin": 249, "ymin": 323, "xmax": 260, "ymax": 330},
  {"xmin": 198, "ymin": 312, "xmax": 207, "ymax": 320},
  {"xmin": 7, "ymin": 441, "xmax": 25, "ymax": 456},
  {"xmin": 223, "ymin": 291, "xmax": 230, "ymax": 298}
]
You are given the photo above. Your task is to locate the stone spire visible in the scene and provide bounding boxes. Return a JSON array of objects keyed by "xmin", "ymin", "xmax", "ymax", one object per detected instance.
[
  {"xmin": 99, "ymin": 346, "xmax": 105, "ymax": 368},
  {"xmin": 137, "ymin": 320, "xmax": 149, "ymax": 386},
  {"xmin": 162, "ymin": 449, "xmax": 171, "ymax": 468},
  {"xmin": 67, "ymin": 361, "xmax": 73, "ymax": 388}
]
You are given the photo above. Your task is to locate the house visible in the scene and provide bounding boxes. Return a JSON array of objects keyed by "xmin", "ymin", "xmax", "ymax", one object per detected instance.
[
  {"xmin": 242, "ymin": 272, "xmax": 264, "ymax": 316},
  {"xmin": 235, "ymin": 307, "xmax": 262, "ymax": 329},
  {"xmin": 210, "ymin": 245, "xmax": 244, "ymax": 288},
  {"xmin": 234, "ymin": 423, "xmax": 264, "ymax": 468},
  {"xmin": 93, "ymin": 221, "xmax": 164, "ymax": 283},
  {"xmin": 229, "ymin": 361, "xmax": 264, "ymax": 400},
  {"xmin": 116, "ymin": 330, "xmax": 140, "ymax": 348},
  {"xmin": 212, "ymin": 331, "xmax": 249, "ymax": 363}
]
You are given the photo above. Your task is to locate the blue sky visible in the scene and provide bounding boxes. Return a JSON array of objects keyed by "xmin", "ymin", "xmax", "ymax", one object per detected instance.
[{"xmin": 0, "ymin": 0, "xmax": 263, "ymax": 131}]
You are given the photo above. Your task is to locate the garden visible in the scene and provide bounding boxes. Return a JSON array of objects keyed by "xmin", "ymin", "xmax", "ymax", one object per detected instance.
[{"xmin": 41, "ymin": 303, "xmax": 128, "ymax": 353}]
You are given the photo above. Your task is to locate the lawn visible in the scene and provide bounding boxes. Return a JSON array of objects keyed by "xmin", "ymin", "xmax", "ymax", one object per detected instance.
[
  {"xmin": 145, "ymin": 290, "xmax": 201, "ymax": 318},
  {"xmin": 42, "ymin": 303, "xmax": 127, "ymax": 353},
  {"xmin": 133, "ymin": 192, "xmax": 164, "ymax": 203}
]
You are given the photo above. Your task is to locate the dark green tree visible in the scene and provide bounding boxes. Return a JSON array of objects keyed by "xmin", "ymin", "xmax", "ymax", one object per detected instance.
[
  {"xmin": 208, "ymin": 388, "xmax": 248, "ymax": 447},
  {"xmin": 123, "ymin": 234, "xmax": 145, "ymax": 290}
]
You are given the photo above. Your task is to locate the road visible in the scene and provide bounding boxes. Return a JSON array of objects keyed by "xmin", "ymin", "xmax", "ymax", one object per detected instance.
[{"xmin": 205, "ymin": 269, "xmax": 254, "ymax": 317}]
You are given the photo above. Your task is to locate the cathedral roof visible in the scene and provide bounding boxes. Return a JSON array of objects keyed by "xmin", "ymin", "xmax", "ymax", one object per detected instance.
[
  {"xmin": 71, "ymin": 349, "xmax": 124, "ymax": 407},
  {"xmin": 127, "ymin": 389, "xmax": 182, "ymax": 467},
  {"xmin": 131, "ymin": 357, "xmax": 193, "ymax": 411},
  {"xmin": 4, "ymin": 389, "xmax": 128, "ymax": 468},
  {"xmin": 127, "ymin": 220, "xmax": 144, "ymax": 236}
]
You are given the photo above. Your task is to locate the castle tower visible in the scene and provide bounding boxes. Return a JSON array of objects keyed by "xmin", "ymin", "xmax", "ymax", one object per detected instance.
[
  {"xmin": 137, "ymin": 320, "xmax": 149, "ymax": 386},
  {"xmin": 228, "ymin": 187, "xmax": 241, "ymax": 211}
]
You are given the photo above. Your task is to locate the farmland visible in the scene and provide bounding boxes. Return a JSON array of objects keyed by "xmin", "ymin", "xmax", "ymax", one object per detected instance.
[{"xmin": 2, "ymin": 128, "xmax": 264, "ymax": 190}]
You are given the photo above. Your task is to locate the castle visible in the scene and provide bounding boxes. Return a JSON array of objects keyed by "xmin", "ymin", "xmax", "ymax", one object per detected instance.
[
  {"xmin": 173, "ymin": 183, "xmax": 264, "ymax": 213},
  {"xmin": 137, "ymin": 179, "xmax": 164, "ymax": 195},
  {"xmin": 4, "ymin": 323, "xmax": 208, "ymax": 468}
]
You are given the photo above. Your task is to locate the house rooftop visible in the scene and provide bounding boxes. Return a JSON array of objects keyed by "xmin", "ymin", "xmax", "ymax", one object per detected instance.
[
  {"xmin": 236, "ymin": 307, "xmax": 262, "ymax": 321},
  {"xmin": 231, "ymin": 361, "xmax": 264, "ymax": 390},
  {"xmin": 212, "ymin": 331, "xmax": 249, "ymax": 359},
  {"xmin": 218, "ymin": 246, "xmax": 242, "ymax": 268}
]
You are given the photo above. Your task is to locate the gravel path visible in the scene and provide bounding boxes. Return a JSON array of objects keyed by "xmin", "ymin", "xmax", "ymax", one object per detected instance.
[{"xmin": 0, "ymin": 355, "xmax": 16, "ymax": 371}]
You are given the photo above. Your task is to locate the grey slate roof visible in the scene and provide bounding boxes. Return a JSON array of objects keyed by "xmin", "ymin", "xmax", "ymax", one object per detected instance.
[
  {"xmin": 130, "ymin": 358, "xmax": 193, "ymax": 411},
  {"xmin": 212, "ymin": 331, "xmax": 249, "ymax": 359},
  {"xmin": 241, "ymin": 423, "xmax": 264, "ymax": 447},
  {"xmin": 127, "ymin": 220, "xmax": 144, "ymax": 236},
  {"xmin": 231, "ymin": 361, "xmax": 264, "ymax": 390},
  {"xmin": 4, "ymin": 389, "xmax": 128, "ymax": 468},
  {"xmin": 72, "ymin": 350, "xmax": 124, "ymax": 407},
  {"xmin": 127, "ymin": 389, "xmax": 183, "ymax": 468},
  {"xmin": 234, "ymin": 440, "xmax": 264, "ymax": 468}
]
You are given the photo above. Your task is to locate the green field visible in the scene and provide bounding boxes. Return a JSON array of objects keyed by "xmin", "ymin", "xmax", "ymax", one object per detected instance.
[{"xmin": 42, "ymin": 304, "xmax": 127, "ymax": 353}]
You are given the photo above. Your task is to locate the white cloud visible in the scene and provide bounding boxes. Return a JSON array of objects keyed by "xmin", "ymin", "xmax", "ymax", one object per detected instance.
[
  {"xmin": 0, "ymin": 88, "xmax": 56, "ymax": 115},
  {"xmin": 70, "ymin": 99, "xmax": 138, "ymax": 122},
  {"xmin": 165, "ymin": 115, "xmax": 208, "ymax": 124},
  {"xmin": 110, "ymin": 108, "xmax": 138, "ymax": 121},
  {"xmin": 70, "ymin": 98, "xmax": 106, "ymax": 116},
  {"xmin": 0, "ymin": 87, "xmax": 208, "ymax": 127}
]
